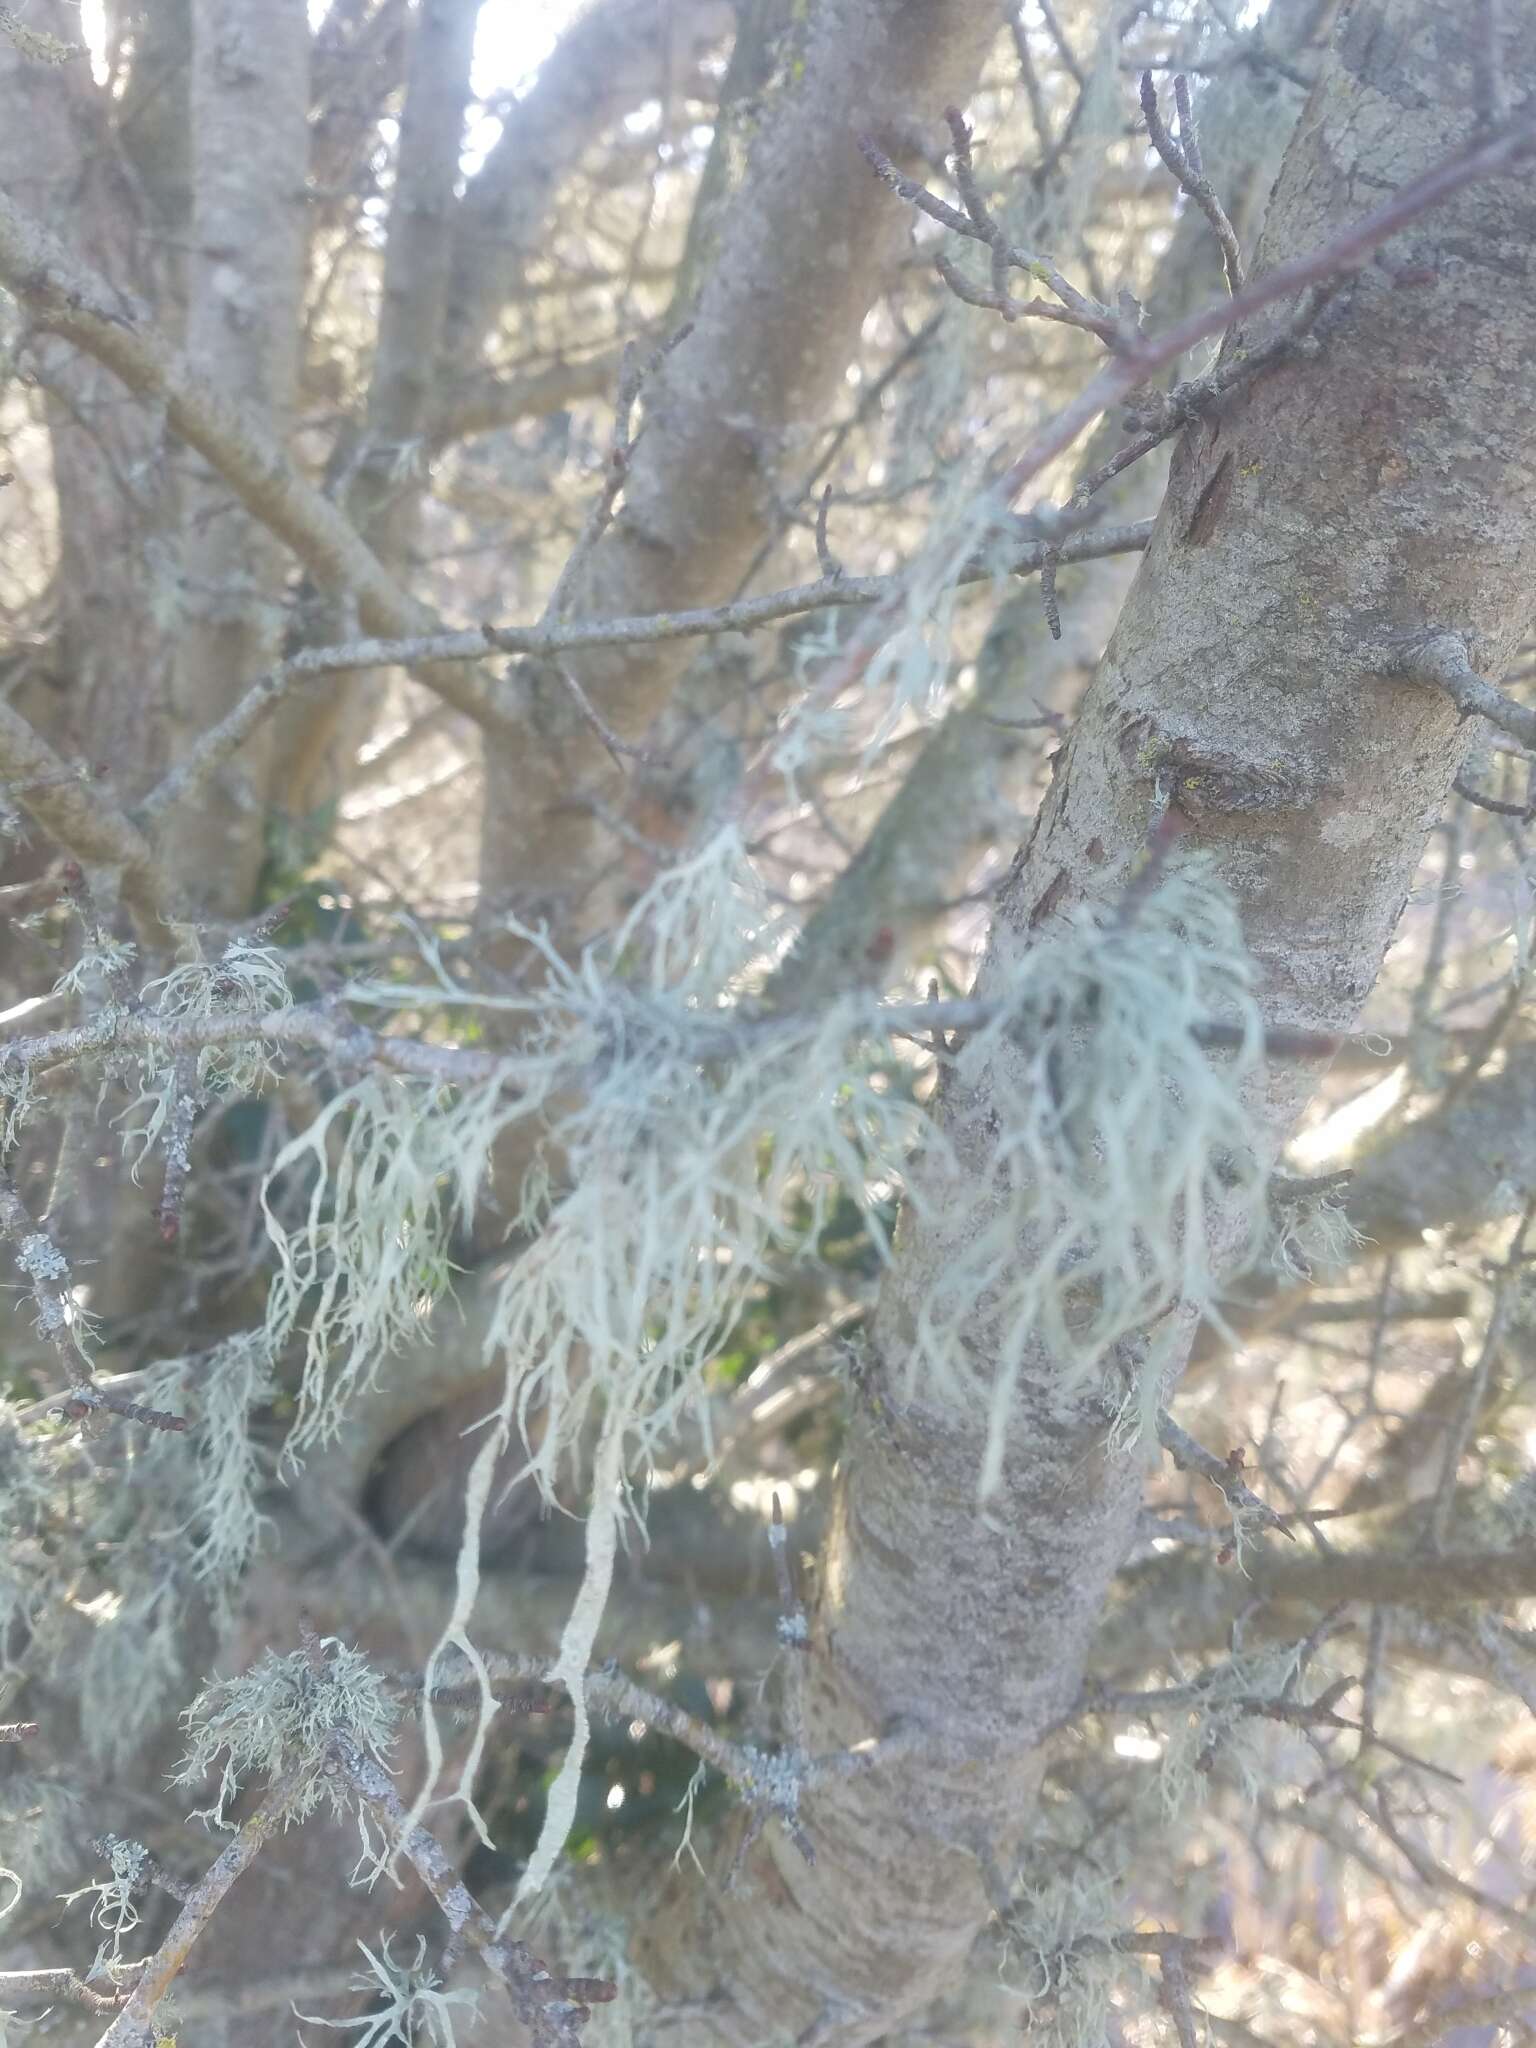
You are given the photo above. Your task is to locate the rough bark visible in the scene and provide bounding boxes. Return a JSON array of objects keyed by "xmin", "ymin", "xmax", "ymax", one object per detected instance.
[{"xmin": 621, "ymin": 7, "xmax": 1536, "ymax": 2041}]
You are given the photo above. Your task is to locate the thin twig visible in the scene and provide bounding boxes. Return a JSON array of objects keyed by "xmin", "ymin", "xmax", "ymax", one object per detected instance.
[
  {"xmin": 329, "ymin": 1733, "xmax": 611, "ymax": 2048},
  {"xmin": 1156, "ymin": 1410, "xmax": 1296, "ymax": 1539},
  {"xmin": 0, "ymin": 985, "xmax": 1341, "ymax": 1107},
  {"xmin": 1140, "ymin": 71, "xmax": 1245, "ymax": 292},
  {"xmin": 139, "ymin": 519, "xmax": 1152, "ymax": 821},
  {"xmin": 997, "ymin": 110, "xmax": 1536, "ymax": 507},
  {"xmin": 1427, "ymin": 1202, "xmax": 1535, "ymax": 1551},
  {"xmin": 95, "ymin": 1765, "xmax": 308, "ymax": 2047},
  {"xmin": 0, "ymin": 1967, "xmax": 133, "ymax": 2014},
  {"xmin": 769, "ymin": 1490, "xmax": 810, "ymax": 1650}
]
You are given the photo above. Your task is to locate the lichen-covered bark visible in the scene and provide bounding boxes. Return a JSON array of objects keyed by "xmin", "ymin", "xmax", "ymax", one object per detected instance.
[{"xmin": 623, "ymin": 6, "xmax": 1536, "ymax": 2041}]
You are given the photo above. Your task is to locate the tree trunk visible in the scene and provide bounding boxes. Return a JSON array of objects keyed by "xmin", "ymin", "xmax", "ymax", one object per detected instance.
[
  {"xmin": 164, "ymin": 0, "xmax": 311, "ymax": 913},
  {"xmin": 622, "ymin": 6, "xmax": 1536, "ymax": 2040},
  {"xmin": 475, "ymin": 0, "xmax": 1006, "ymax": 932},
  {"xmin": 777, "ymin": 0, "xmax": 1320, "ymax": 1001}
]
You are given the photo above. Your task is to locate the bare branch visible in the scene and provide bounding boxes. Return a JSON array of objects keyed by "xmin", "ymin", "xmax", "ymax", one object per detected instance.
[
  {"xmin": 0, "ymin": 699, "xmax": 170, "ymax": 921},
  {"xmin": 1155, "ymin": 1410, "xmax": 1295, "ymax": 1539},
  {"xmin": 1393, "ymin": 626, "xmax": 1536, "ymax": 749},
  {"xmin": 0, "ymin": 183, "xmax": 512, "ymax": 736},
  {"xmin": 328, "ymin": 1732, "xmax": 611, "ymax": 2047},
  {"xmin": 0, "ymin": 1967, "xmax": 131, "ymax": 2015},
  {"xmin": 0, "ymin": 984, "xmax": 1340, "ymax": 1107},
  {"xmin": 95, "ymin": 1764, "xmax": 308, "ymax": 2047},
  {"xmin": 857, "ymin": 129, "xmax": 1119, "ymax": 343},
  {"xmin": 139, "ymin": 520, "xmax": 1153, "ymax": 820},
  {"xmin": 1140, "ymin": 71, "xmax": 1245, "ymax": 292},
  {"xmin": 996, "ymin": 110, "xmax": 1536, "ymax": 507}
]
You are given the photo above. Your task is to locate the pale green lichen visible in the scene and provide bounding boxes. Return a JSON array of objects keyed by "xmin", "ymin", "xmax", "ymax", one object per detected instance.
[
  {"xmin": 295, "ymin": 1935, "xmax": 477, "ymax": 2048},
  {"xmin": 263, "ymin": 1072, "xmax": 491, "ymax": 1458},
  {"xmin": 1157, "ymin": 1643, "xmax": 1308, "ymax": 1816},
  {"xmin": 0, "ymin": 1063, "xmax": 31, "ymax": 1151},
  {"xmin": 0, "ymin": 1412, "xmax": 65, "ymax": 1674},
  {"xmin": 1270, "ymin": 1178, "xmax": 1361, "ymax": 1281},
  {"xmin": 901, "ymin": 861, "xmax": 1267, "ymax": 1490},
  {"xmin": 52, "ymin": 935, "xmax": 136, "ymax": 1001},
  {"xmin": 998, "ymin": 1871, "xmax": 1136, "ymax": 2048},
  {"xmin": 254, "ymin": 831, "xmax": 1267, "ymax": 1894},
  {"xmin": 175, "ymin": 1641, "xmax": 398, "ymax": 1828},
  {"xmin": 0, "ymin": 10, "xmax": 83, "ymax": 63},
  {"xmin": 59, "ymin": 1834, "xmax": 150, "ymax": 1978},
  {"xmin": 121, "ymin": 934, "xmax": 290, "ymax": 1171},
  {"xmin": 143, "ymin": 1334, "xmax": 279, "ymax": 1588}
]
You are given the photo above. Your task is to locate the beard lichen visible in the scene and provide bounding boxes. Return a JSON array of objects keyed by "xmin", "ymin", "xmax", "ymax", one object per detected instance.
[
  {"xmin": 243, "ymin": 833, "xmax": 1269, "ymax": 1896},
  {"xmin": 175, "ymin": 1639, "xmax": 398, "ymax": 1829},
  {"xmin": 900, "ymin": 862, "xmax": 1267, "ymax": 1489}
]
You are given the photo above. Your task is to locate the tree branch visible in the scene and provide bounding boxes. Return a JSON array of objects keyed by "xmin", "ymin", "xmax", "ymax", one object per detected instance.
[
  {"xmin": 1392, "ymin": 626, "xmax": 1536, "ymax": 748},
  {"xmin": 0, "ymin": 698, "xmax": 170, "ymax": 920},
  {"xmin": 0, "ymin": 183, "xmax": 512, "ymax": 736},
  {"xmin": 95, "ymin": 1764, "xmax": 307, "ymax": 2048},
  {"xmin": 328, "ymin": 1733, "xmax": 611, "ymax": 2048},
  {"xmin": 139, "ymin": 520, "xmax": 1153, "ymax": 820}
]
